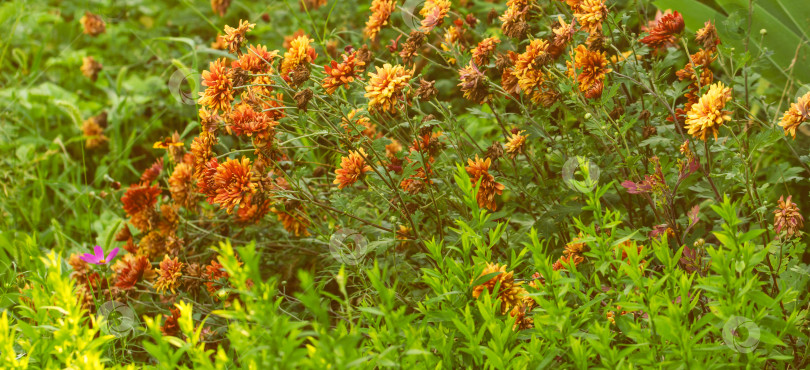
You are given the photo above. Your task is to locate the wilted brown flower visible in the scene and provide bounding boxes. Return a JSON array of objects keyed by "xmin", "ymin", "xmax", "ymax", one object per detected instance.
[
  {"xmin": 420, "ymin": 0, "xmax": 451, "ymax": 33},
  {"xmin": 81, "ymin": 56, "xmax": 102, "ymax": 82},
  {"xmin": 334, "ymin": 148, "xmax": 373, "ymax": 189},
  {"xmin": 211, "ymin": 0, "xmax": 231, "ymax": 17},
  {"xmin": 223, "ymin": 19, "xmax": 255, "ymax": 54},
  {"xmin": 322, "ymin": 50, "xmax": 366, "ymax": 94},
  {"xmin": 774, "ymin": 195, "xmax": 804, "ymax": 239},
  {"xmin": 400, "ymin": 31, "xmax": 426, "ymax": 64},
  {"xmin": 364, "ymin": 0, "xmax": 396, "ymax": 40},
  {"xmin": 154, "ymin": 255, "xmax": 184, "ymax": 294},
  {"xmin": 80, "ymin": 12, "xmax": 106, "ymax": 36},
  {"xmin": 695, "ymin": 21, "xmax": 721, "ymax": 51},
  {"xmin": 500, "ymin": 6, "xmax": 529, "ymax": 39},
  {"xmin": 169, "ymin": 163, "xmax": 196, "ymax": 209},
  {"xmin": 113, "ymin": 254, "xmax": 156, "ymax": 290},
  {"xmin": 81, "ymin": 112, "xmax": 108, "ymax": 149},
  {"xmin": 204, "ymin": 260, "xmax": 229, "ymax": 295},
  {"xmin": 365, "ymin": 64, "xmax": 413, "ymax": 114},
  {"xmin": 294, "ymin": 88, "xmax": 314, "ymax": 111},
  {"xmin": 212, "ymin": 157, "xmax": 255, "ymax": 214},
  {"xmin": 640, "ymin": 11, "xmax": 684, "ymax": 49},
  {"xmin": 415, "ymin": 78, "xmax": 438, "ymax": 101},
  {"xmin": 198, "ymin": 59, "xmax": 234, "ymax": 113},
  {"xmin": 465, "ymin": 155, "xmax": 504, "ymax": 211},
  {"xmin": 161, "ymin": 308, "xmax": 181, "ymax": 336},
  {"xmin": 458, "ymin": 62, "xmax": 489, "ymax": 104},
  {"xmin": 778, "ymin": 92, "xmax": 810, "ymax": 139},
  {"xmin": 472, "ymin": 263, "xmax": 527, "ymax": 314},
  {"xmin": 471, "ymin": 37, "xmax": 501, "ymax": 67},
  {"xmin": 549, "ymin": 16, "xmax": 576, "ymax": 59},
  {"xmin": 685, "ymin": 82, "xmax": 732, "ymax": 140}
]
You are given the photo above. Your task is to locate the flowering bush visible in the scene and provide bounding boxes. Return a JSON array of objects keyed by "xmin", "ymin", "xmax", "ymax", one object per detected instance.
[{"xmin": 1, "ymin": 0, "xmax": 809, "ymax": 367}]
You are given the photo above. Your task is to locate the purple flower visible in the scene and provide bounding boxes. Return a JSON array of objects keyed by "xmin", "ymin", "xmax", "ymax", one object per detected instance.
[{"xmin": 80, "ymin": 245, "xmax": 120, "ymax": 265}]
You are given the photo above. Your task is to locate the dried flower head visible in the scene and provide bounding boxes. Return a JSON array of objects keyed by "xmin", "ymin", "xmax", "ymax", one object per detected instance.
[
  {"xmin": 415, "ymin": 78, "xmax": 438, "ymax": 101},
  {"xmin": 774, "ymin": 195, "xmax": 804, "ymax": 239},
  {"xmin": 365, "ymin": 64, "xmax": 413, "ymax": 114},
  {"xmin": 778, "ymin": 92, "xmax": 810, "ymax": 139},
  {"xmin": 81, "ymin": 56, "xmax": 103, "ymax": 82},
  {"xmin": 223, "ymin": 20, "xmax": 255, "ymax": 54},
  {"xmin": 212, "ymin": 157, "xmax": 255, "ymax": 214},
  {"xmin": 169, "ymin": 162, "xmax": 197, "ymax": 209},
  {"xmin": 696, "ymin": 21, "xmax": 721, "ymax": 51},
  {"xmin": 365, "ymin": 0, "xmax": 396, "ymax": 40},
  {"xmin": 140, "ymin": 158, "xmax": 164, "ymax": 183},
  {"xmin": 685, "ymin": 82, "xmax": 732, "ymax": 140},
  {"xmin": 334, "ymin": 148, "xmax": 373, "ymax": 189},
  {"xmin": 322, "ymin": 50, "xmax": 366, "ymax": 94},
  {"xmin": 458, "ymin": 62, "xmax": 489, "ymax": 104},
  {"xmin": 161, "ymin": 308, "xmax": 181, "ymax": 336},
  {"xmin": 80, "ymin": 12, "xmax": 106, "ymax": 36},
  {"xmin": 81, "ymin": 112, "xmax": 108, "ymax": 149},
  {"xmin": 154, "ymin": 255, "xmax": 184, "ymax": 294},
  {"xmin": 294, "ymin": 88, "xmax": 314, "ymax": 111},
  {"xmin": 465, "ymin": 155, "xmax": 505, "ymax": 211},
  {"xmin": 198, "ymin": 59, "xmax": 234, "ymax": 113},
  {"xmin": 640, "ymin": 11, "xmax": 684, "ymax": 49}
]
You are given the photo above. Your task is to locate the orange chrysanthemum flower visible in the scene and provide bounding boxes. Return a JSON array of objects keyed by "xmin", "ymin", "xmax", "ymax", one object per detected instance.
[
  {"xmin": 471, "ymin": 263, "xmax": 527, "ymax": 314},
  {"xmin": 640, "ymin": 11, "xmax": 684, "ymax": 49},
  {"xmin": 81, "ymin": 56, "xmax": 102, "ymax": 82},
  {"xmin": 232, "ymin": 44, "xmax": 279, "ymax": 74},
  {"xmin": 685, "ymin": 82, "xmax": 732, "ymax": 140},
  {"xmin": 121, "ymin": 183, "xmax": 161, "ymax": 231},
  {"xmin": 236, "ymin": 197, "xmax": 272, "ymax": 225},
  {"xmin": 154, "ymin": 255, "xmax": 184, "ymax": 294},
  {"xmin": 322, "ymin": 50, "xmax": 366, "ymax": 94},
  {"xmin": 81, "ymin": 113, "xmax": 108, "ymax": 149},
  {"xmin": 190, "ymin": 131, "xmax": 219, "ymax": 178},
  {"xmin": 113, "ymin": 254, "xmax": 156, "ymax": 290},
  {"xmin": 471, "ymin": 37, "xmax": 501, "ymax": 67},
  {"xmin": 198, "ymin": 59, "xmax": 234, "ymax": 113},
  {"xmin": 504, "ymin": 130, "xmax": 528, "ymax": 158},
  {"xmin": 212, "ymin": 157, "xmax": 255, "ymax": 213},
  {"xmin": 140, "ymin": 158, "xmax": 163, "ymax": 183},
  {"xmin": 80, "ymin": 11, "xmax": 106, "ymax": 36},
  {"xmin": 204, "ymin": 260, "xmax": 229, "ymax": 295},
  {"xmin": 420, "ymin": 0, "xmax": 451, "ymax": 33},
  {"xmin": 161, "ymin": 308, "xmax": 181, "ymax": 336},
  {"xmin": 272, "ymin": 206, "xmax": 311, "ymax": 236},
  {"xmin": 211, "ymin": 0, "xmax": 231, "ymax": 17},
  {"xmin": 778, "ymin": 92, "xmax": 810, "ymax": 139},
  {"xmin": 223, "ymin": 19, "xmax": 255, "ymax": 53},
  {"xmin": 567, "ymin": 44, "xmax": 611, "ymax": 97},
  {"xmin": 465, "ymin": 155, "xmax": 505, "ymax": 211},
  {"xmin": 364, "ymin": 64, "xmax": 413, "ymax": 114},
  {"xmin": 197, "ymin": 157, "xmax": 220, "ymax": 203},
  {"xmin": 774, "ymin": 195, "xmax": 804, "ymax": 239},
  {"xmin": 458, "ymin": 62, "xmax": 489, "ymax": 104},
  {"xmin": 549, "ymin": 16, "xmax": 576, "ymax": 58},
  {"xmin": 228, "ymin": 103, "xmax": 272, "ymax": 137},
  {"xmin": 676, "ymin": 49, "xmax": 716, "ymax": 110},
  {"xmin": 364, "ymin": 0, "xmax": 396, "ymax": 40},
  {"xmin": 514, "ymin": 39, "xmax": 550, "ymax": 96},
  {"xmin": 169, "ymin": 162, "xmax": 197, "ymax": 209},
  {"xmin": 280, "ymin": 35, "xmax": 317, "ymax": 77},
  {"xmin": 334, "ymin": 148, "xmax": 373, "ymax": 189},
  {"xmin": 574, "ymin": 0, "xmax": 607, "ymax": 35}
]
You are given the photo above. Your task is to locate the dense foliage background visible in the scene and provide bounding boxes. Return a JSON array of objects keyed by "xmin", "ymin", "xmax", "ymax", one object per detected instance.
[{"xmin": 1, "ymin": 0, "xmax": 808, "ymax": 368}]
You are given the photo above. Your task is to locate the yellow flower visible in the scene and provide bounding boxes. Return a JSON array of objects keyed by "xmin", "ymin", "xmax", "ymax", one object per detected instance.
[
  {"xmin": 778, "ymin": 92, "xmax": 809, "ymax": 139},
  {"xmin": 465, "ymin": 156, "xmax": 505, "ymax": 211},
  {"xmin": 504, "ymin": 130, "xmax": 527, "ymax": 158},
  {"xmin": 198, "ymin": 58, "xmax": 234, "ymax": 113},
  {"xmin": 364, "ymin": 64, "xmax": 413, "ymax": 114},
  {"xmin": 281, "ymin": 36, "xmax": 317, "ymax": 76},
  {"xmin": 684, "ymin": 82, "xmax": 732, "ymax": 140},
  {"xmin": 364, "ymin": 0, "xmax": 396, "ymax": 40},
  {"xmin": 471, "ymin": 263, "xmax": 527, "ymax": 314},
  {"xmin": 566, "ymin": 44, "xmax": 611, "ymax": 95},
  {"xmin": 419, "ymin": 0, "xmax": 451, "ymax": 33},
  {"xmin": 515, "ymin": 39, "xmax": 549, "ymax": 96},
  {"xmin": 334, "ymin": 148, "xmax": 373, "ymax": 189},
  {"xmin": 574, "ymin": 0, "xmax": 607, "ymax": 35},
  {"xmin": 154, "ymin": 255, "xmax": 184, "ymax": 294}
]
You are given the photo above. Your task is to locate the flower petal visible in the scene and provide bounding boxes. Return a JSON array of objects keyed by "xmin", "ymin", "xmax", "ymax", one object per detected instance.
[
  {"xmin": 106, "ymin": 247, "xmax": 119, "ymax": 263},
  {"xmin": 93, "ymin": 245, "xmax": 104, "ymax": 257}
]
